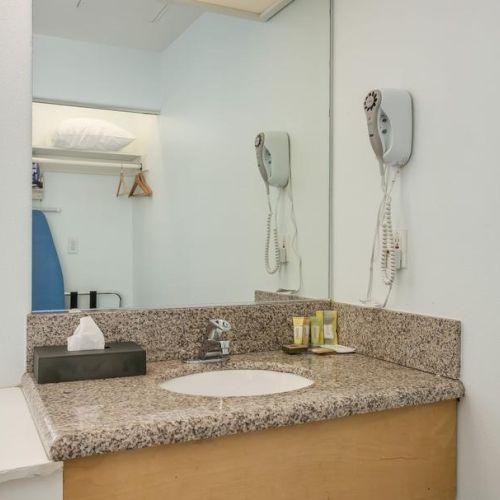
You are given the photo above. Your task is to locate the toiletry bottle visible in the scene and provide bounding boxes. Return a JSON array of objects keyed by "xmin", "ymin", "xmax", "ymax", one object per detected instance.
[
  {"xmin": 293, "ymin": 317, "xmax": 305, "ymax": 345},
  {"xmin": 323, "ymin": 311, "xmax": 338, "ymax": 345},
  {"xmin": 310, "ymin": 316, "xmax": 321, "ymax": 346},
  {"xmin": 316, "ymin": 311, "xmax": 324, "ymax": 345},
  {"xmin": 302, "ymin": 317, "xmax": 310, "ymax": 346}
]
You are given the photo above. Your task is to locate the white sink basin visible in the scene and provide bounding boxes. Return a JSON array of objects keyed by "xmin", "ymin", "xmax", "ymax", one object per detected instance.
[{"xmin": 159, "ymin": 370, "xmax": 314, "ymax": 397}]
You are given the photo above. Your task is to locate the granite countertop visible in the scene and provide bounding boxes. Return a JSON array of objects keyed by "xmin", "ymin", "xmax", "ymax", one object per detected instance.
[{"xmin": 22, "ymin": 351, "xmax": 465, "ymax": 461}]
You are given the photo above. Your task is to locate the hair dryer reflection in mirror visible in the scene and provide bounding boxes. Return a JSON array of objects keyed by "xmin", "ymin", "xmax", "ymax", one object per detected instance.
[{"xmin": 254, "ymin": 131, "xmax": 302, "ymax": 293}]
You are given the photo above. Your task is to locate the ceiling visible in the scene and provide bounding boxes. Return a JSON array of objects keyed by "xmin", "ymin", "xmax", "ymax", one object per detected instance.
[
  {"xmin": 33, "ymin": 0, "xmax": 294, "ymax": 51},
  {"xmin": 33, "ymin": 0, "xmax": 204, "ymax": 51},
  {"xmin": 180, "ymin": 0, "xmax": 293, "ymax": 17},
  {"xmin": 195, "ymin": 0, "xmax": 279, "ymax": 13}
]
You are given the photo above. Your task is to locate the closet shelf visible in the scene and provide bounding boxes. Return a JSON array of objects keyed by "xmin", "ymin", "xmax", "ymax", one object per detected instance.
[{"xmin": 32, "ymin": 146, "xmax": 145, "ymax": 176}]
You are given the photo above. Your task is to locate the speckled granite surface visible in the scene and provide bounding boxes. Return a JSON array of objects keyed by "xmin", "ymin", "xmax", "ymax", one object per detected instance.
[
  {"xmin": 254, "ymin": 290, "xmax": 312, "ymax": 302},
  {"xmin": 26, "ymin": 300, "xmax": 330, "ymax": 371},
  {"xmin": 27, "ymin": 301, "xmax": 461, "ymax": 379},
  {"xmin": 334, "ymin": 302, "xmax": 461, "ymax": 379},
  {"xmin": 21, "ymin": 351, "xmax": 464, "ymax": 461}
]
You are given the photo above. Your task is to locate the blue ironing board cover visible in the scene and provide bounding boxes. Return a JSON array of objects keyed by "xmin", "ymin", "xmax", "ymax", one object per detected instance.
[{"xmin": 32, "ymin": 209, "xmax": 65, "ymax": 311}]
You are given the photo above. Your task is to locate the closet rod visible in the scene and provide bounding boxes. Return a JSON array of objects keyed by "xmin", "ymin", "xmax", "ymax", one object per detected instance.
[{"xmin": 35, "ymin": 207, "xmax": 61, "ymax": 213}]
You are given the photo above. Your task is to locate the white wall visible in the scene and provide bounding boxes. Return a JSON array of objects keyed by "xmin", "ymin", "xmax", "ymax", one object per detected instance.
[
  {"xmin": 32, "ymin": 103, "xmax": 160, "ymax": 309},
  {"xmin": 332, "ymin": 0, "xmax": 500, "ymax": 498},
  {"xmin": 133, "ymin": 0, "xmax": 331, "ymax": 307},
  {"xmin": 33, "ymin": 35, "xmax": 162, "ymax": 112},
  {"xmin": 0, "ymin": 0, "xmax": 31, "ymax": 386}
]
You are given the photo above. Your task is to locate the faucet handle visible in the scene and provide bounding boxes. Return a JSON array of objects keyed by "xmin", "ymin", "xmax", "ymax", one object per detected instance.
[
  {"xmin": 209, "ymin": 319, "xmax": 231, "ymax": 331},
  {"xmin": 207, "ymin": 319, "xmax": 231, "ymax": 340}
]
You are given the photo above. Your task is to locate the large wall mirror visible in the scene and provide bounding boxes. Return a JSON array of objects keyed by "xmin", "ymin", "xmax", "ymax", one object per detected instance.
[{"xmin": 31, "ymin": 0, "xmax": 331, "ymax": 311}]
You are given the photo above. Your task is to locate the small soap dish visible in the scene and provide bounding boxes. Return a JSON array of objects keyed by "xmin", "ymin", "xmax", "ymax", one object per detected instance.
[
  {"xmin": 282, "ymin": 344, "xmax": 308, "ymax": 355},
  {"xmin": 319, "ymin": 344, "xmax": 356, "ymax": 353}
]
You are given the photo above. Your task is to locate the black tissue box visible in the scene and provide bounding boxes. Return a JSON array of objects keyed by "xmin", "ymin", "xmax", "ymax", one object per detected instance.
[{"xmin": 33, "ymin": 342, "xmax": 146, "ymax": 384}]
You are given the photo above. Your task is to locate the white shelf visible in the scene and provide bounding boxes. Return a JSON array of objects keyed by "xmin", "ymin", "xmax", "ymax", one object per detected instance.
[
  {"xmin": 32, "ymin": 146, "xmax": 144, "ymax": 176},
  {"xmin": 0, "ymin": 388, "xmax": 62, "ymax": 483}
]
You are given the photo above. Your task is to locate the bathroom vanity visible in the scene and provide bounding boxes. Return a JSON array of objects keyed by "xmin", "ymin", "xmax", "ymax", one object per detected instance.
[
  {"xmin": 22, "ymin": 352, "xmax": 463, "ymax": 500},
  {"xmin": 22, "ymin": 301, "xmax": 464, "ymax": 500}
]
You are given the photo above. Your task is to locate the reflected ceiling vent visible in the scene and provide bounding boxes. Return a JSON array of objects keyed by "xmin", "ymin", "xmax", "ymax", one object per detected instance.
[{"xmin": 176, "ymin": 0, "xmax": 294, "ymax": 21}]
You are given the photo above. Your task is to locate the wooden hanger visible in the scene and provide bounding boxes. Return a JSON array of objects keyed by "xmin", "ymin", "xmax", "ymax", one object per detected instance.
[
  {"xmin": 116, "ymin": 168, "xmax": 130, "ymax": 197},
  {"xmin": 129, "ymin": 171, "xmax": 153, "ymax": 198}
]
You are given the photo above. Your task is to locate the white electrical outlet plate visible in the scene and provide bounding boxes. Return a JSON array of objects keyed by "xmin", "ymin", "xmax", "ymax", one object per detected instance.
[
  {"xmin": 394, "ymin": 229, "xmax": 408, "ymax": 269},
  {"xmin": 280, "ymin": 241, "xmax": 288, "ymax": 264}
]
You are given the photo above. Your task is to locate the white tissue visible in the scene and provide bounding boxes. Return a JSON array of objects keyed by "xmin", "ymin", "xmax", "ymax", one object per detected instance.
[{"xmin": 67, "ymin": 316, "xmax": 105, "ymax": 351}]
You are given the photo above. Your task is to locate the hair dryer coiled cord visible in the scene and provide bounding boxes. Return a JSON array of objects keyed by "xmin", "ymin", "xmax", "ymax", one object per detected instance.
[
  {"xmin": 265, "ymin": 194, "xmax": 281, "ymax": 275},
  {"xmin": 381, "ymin": 194, "xmax": 397, "ymax": 286},
  {"xmin": 361, "ymin": 162, "xmax": 399, "ymax": 308},
  {"xmin": 265, "ymin": 211, "xmax": 281, "ymax": 274}
]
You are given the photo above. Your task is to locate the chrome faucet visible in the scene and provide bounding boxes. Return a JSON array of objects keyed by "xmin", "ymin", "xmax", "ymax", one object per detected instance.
[{"xmin": 188, "ymin": 319, "xmax": 231, "ymax": 363}]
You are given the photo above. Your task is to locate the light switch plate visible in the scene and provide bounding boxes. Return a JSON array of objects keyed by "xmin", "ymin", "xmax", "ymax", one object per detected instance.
[{"xmin": 67, "ymin": 237, "xmax": 79, "ymax": 255}]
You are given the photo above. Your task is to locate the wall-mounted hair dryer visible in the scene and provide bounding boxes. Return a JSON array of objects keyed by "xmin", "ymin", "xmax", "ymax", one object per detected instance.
[
  {"xmin": 254, "ymin": 131, "xmax": 292, "ymax": 277},
  {"xmin": 362, "ymin": 89, "xmax": 413, "ymax": 308},
  {"xmin": 364, "ymin": 89, "xmax": 413, "ymax": 172},
  {"xmin": 255, "ymin": 131, "xmax": 290, "ymax": 191}
]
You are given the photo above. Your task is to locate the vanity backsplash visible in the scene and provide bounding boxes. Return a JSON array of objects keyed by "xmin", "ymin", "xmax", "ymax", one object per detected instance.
[
  {"xmin": 335, "ymin": 303, "xmax": 461, "ymax": 379},
  {"xmin": 26, "ymin": 300, "xmax": 331, "ymax": 370},
  {"xmin": 26, "ymin": 300, "xmax": 461, "ymax": 379}
]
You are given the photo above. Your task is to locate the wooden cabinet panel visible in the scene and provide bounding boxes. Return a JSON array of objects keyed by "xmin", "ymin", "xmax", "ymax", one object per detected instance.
[{"xmin": 64, "ymin": 400, "xmax": 457, "ymax": 500}]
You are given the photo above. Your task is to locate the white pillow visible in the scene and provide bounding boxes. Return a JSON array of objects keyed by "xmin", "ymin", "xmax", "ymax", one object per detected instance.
[{"xmin": 52, "ymin": 118, "xmax": 135, "ymax": 152}]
